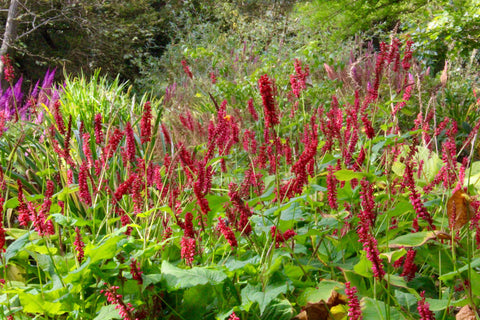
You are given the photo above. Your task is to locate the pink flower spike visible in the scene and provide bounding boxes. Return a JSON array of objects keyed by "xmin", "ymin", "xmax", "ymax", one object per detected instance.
[{"xmin": 345, "ymin": 282, "xmax": 362, "ymax": 320}]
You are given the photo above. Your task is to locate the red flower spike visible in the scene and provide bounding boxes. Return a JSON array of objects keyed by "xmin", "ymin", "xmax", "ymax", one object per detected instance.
[{"xmin": 140, "ymin": 101, "xmax": 152, "ymax": 144}]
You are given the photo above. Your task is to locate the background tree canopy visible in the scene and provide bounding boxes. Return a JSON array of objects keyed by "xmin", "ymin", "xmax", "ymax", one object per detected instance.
[{"xmin": 0, "ymin": 0, "xmax": 479, "ymax": 91}]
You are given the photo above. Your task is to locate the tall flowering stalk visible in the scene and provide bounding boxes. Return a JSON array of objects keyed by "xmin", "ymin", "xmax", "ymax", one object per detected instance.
[
  {"xmin": 1, "ymin": 54, "xmax": 15, "ymax": 82},
  {"xmin": 326, "ymin": 165, "xmax": 338, "ymax": 210},
  {"xmin": 290, "ymin": 59, "xmax": 309, "ymax": 98},
  {"xmin": 181, "ymin": 60, "xmax": 193, "ymax": 79},
  {"xmin": 0, "ymin": 197, "xmax": 5, "ymax": 255},
  {"xmin": 358, "ymin": 179, "xmax": 385, "ymax": 280},
  {"xmin": 94, "ymin": 113, "xmax": 104, "ymax": 145},
  {"xmin": 140, "ymin": 101, "xmax": 152, "ymax": 144},
  {"xmin": 258, "ymin": 74, "xmax": 279, "ymax": 138},
  {"xmin": 74, "ymin": 227, "xmax": 85, "ymax": 264},
  {"xmin": 78, "ymin": 162, "xmax": 92, "ymax": 206},
  {"xmin": 417, "ymin": 291, "xmax": 435, "ymax": 320},
  {"xmin": 130, "ymin": 259, "xmax": 143, "ymax": 285},
  {"xmin": 217, "ymin": 217, "xmax": 238, "ymax": 248},
  {"xmin": 345, "ymin": 282, "xmax": 362, "ymax": 320},
  {"xmin": 100, "ymin": 284, "xmax": 136, "ymax": 320}
]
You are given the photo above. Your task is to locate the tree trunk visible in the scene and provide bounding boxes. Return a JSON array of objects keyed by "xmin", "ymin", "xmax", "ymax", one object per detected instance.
[{"xmin": 0, "ymin": 0, "xmax": 20, "ymax": 78}]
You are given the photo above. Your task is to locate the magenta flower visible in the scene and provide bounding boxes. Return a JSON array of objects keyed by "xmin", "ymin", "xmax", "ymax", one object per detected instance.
[
  {"xmin": 270, "ymin": 226, "xmax": 296, "ymax": 248},
  {"xmin": 140, "ymin": 101, "xmax": 152, "ymax": 144},
  {"xmin": 0, "ymin": 198, "xmax": 5, "ymax": 254},
  {"xmin": 345, "ymin": 282, "xmax": 362, "ymax": 320},
  {"xmin": 181, "ymin": 60, "xmax": 193, "ymax": 79},
  {"xmin": 400, "ymin": 249, "xmax": 418, "ymax": 281},
  {"xmin": 53, "ymin": 100, "xmax": 65, "ymax": 135},
  {"xmin": 130, "ymin": 259, "xmax": 143, "ymax": 285},
  {"xmin": 100, "ymin": 284, "xmax": 136, "ymax": 320},
  {"xmin": 247, "ymin": 98, "xmax": 258, "ymax": 121},
  {"xmin": 180, "ymin": 236, "xmax": 196, "ymax": 266},
  {"xmin": 1, "ymin": 54, "xmax": 15, "ymax": 82},
  {"xmin": 229, "ymin": 312, "xmax": 240, "ymax": 320},
  {"xmin": 94, "ymin": 113, "xmax": 104, "ymax": 145},
  {"xmin": 217, "ymin": 217, "xmax": 238, "ymax": 247},
  {"xmin": 326, "ymin": 165, "xmax": 338, "ymax": 210},
  {"xmin": 74, "ymin": 227, "xmax": 85, "ymax": 263},
  {"xmin": 124, "ymin": 121, "xmax": 136, "ymax": 163},
  {"xmin": 258, "ymin": 74, "xmax": 279, "ymax": 129},
  {"xmin": 78, "ymin": 162, "xmax": 92, "ymax": 206},
  {"xmin": 417, "ymin": 291, "xmax": 435, "ymax": 320}
]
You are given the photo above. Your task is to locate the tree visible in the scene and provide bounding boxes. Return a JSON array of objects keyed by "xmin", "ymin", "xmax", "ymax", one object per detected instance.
[{"xmin": 0, "ymin": 0, "xmax": 19, "ymax": 79}]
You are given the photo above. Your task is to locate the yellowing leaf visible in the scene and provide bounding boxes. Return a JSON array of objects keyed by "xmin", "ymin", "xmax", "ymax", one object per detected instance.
[{"xmin": 447, "ymin": 190, "xmax": 473, "ymax": 231}]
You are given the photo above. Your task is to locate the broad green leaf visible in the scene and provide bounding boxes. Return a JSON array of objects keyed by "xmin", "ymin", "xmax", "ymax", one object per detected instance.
[
  {"xmin": 4, "ymin": 197, "xmax": 19, "ymax": 209},
  {"xmin": 5, "ymin": 232, "xmax": 31, "ymax": 263},
  {"xmin": 26, "ymin": 243, "xmax": 58, "ymax": 255},
  {"xmin": 5, "ymin": 228, "xmax": 28, "ymax": 239},
  {"xmin": 380, "ymin": 248, "xmax": 406, "ymax": 263},
  {"xmin": 94, "ymin": 305, "xmax": 120, "ymax": 320},
  {"xmin": 392, "ymin": 161, "xmax": 406, "ymax": 177},
  {"xmin": 160, "ymin": 261, "xmax": 227, "ymax": 291},
  {"xmin": 334, "ymin": 169, "xmax": 365, "ymax": 181},
  {"xmin": 387, "ymin": 274, "xmax": 408, "ymax": 288},
  {"xmin": 395, "ymin": 290, "xmax": 417, "ymax": 309},
  {"xmin": 362, "ymin": 297, "xmax": 405, "ymax": 319},
  {"xmin": 386, "ymin": 201, "xmax": 413, "ymax": 218},
  {"xmin": 241, "ymin": 282, "xmax": 288, "ymax": 315},
  {"xmin": 18, "ymin": 291, "xmax": 68, "ymax": 315},
  {"xmin": 85, "ymin": 235, "xmax": 124, "ymax": 265},
  {"xmin": 425, "ymin": 298, "xmax": 450, "ymax": 311},
  {"xmin": 261, "ymin": 298, "xmax": 294, "ymax": 320},
  {"xmin": 354, "ymin": 254, "xmax": 373, "ymax": 278},
  {"xmin": 389, "ymin": 231, "xmax": 447, "ymax": 248},
  {"xmin": 439, "ymin": 258, "xmax": 480, "ymax": 281},
  {"xmin": 298, "ymin": 280, "xmax": 343, "ymax": 306}
]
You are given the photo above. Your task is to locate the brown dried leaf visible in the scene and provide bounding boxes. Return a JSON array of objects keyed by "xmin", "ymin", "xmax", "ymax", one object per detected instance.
[
  {"xmin": 292, "ymin": 291, "xmax": 348, "ymax": 320},
  {"xmin": 456, "ymin": 305, "xmax": 476, "ymax": 320},
  {"xmin": 447, "ymin": 190, "xmax": 473, "ymax": 231}
]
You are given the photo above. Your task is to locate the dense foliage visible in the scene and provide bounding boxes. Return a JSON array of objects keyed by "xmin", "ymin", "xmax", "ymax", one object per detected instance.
[{"xmin": 1, "ymin": 1, "xmax": 480, "ymax": 320}]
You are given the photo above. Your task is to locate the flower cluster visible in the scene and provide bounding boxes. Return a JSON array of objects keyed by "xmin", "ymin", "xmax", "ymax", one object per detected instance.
[
  {"xmin": 74, "ymin": 227, "xmax": 85, "ymax": 263},
  {"xmin": 100, "ymin": 284, "xmax": 137, "ymax": 320},
  {"xmin": 217, "ymin": 217, "xmax": 238, "ymax": 247},
  {"xmin": 417, "ymin": 291, "xmax": 435, "ymax": 320},
  {"xmin": 1, "ymin": 54, "xmax": 15, "ymax": 82},
  {"xmin": 270, "ymin": 226, "xmax": 296, "ymax": 248},
  {"xmin": 345, "ymin": 282, "xmax": 362, "ymax": 320},
  {"xmin": 130, "ymin": 259, "xmax": 143, "ymax": 285}
]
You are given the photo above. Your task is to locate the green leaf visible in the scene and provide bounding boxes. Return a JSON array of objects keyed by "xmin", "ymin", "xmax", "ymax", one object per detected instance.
[
  {"xmin": 18, "ymin": 291, "xmax": 67, "ymax": 315},
  {"xmin": 395, "ymin": 290, "xmax": 417, "ymax": 309},
  {"xmin": 298, "ymin": 280, "xmax": 343, "ymax": 305},
  {"xmin": 389, "ymin": 231, "xmax": 440, "ymax": 248},
  {"xmin": 354, "ymin": 253, "xmax": 373, "ymax": 278},
  {"xmin": 425, "ymin": 298, "xmax": 450, "ymax": 311},
  {"xmin": 362, "ymin": 297, "xmax": 405, "ymax": 319},
  {"xmin": 5, "ymin": 232, "xmax": 31, "ymax": 263},
  {"xmin": 241, "ymin": 282, "xmax": 289, "ymax": 315},
  {"xmin": 160, "ymin": 261, "xmax": 227, "ymax": 291},
  {"xmin": 4, "ymin": 197, "xmax": 19, "ymax": 209},
  {"xmin": 334, "ymin": 169, "xmax": 365, "ymax": 181},
  {"xmin": 54, "ymin": 184, "xmax": 79, "ymax": 201},
  {"xmin": 380, "ymin": 248, "xmax": 407, "ymax": 263},
  {"xmin": 439, "ymin": 258, "xmax": 480, "ymax": 281},
  {"xmin": 392, "ymin": 161, "xmax": 406, "ymax": 177},
  {"xmin": 261, "ymin": 298, "xmax": 294, "ymax": 320},
  {"xmin": 94, "ymin": 305, "xmax": 121, "ymax": 320},
  {"xmin": 85, "ymin": 235, "xmax": 124, "ymax": 265}
]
